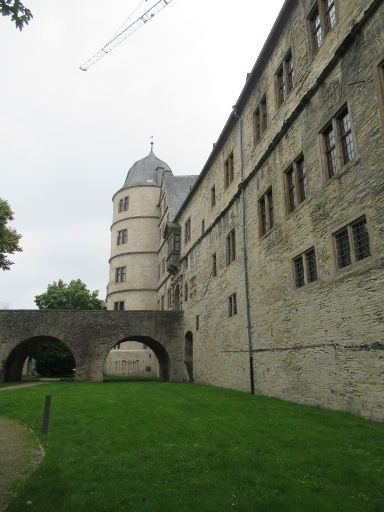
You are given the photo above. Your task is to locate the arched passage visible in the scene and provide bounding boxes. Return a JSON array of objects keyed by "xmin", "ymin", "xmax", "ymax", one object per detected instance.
[
  {"xmin": 185, "ymin": 331, "xmax": 193, "ymax": 382},
  {"xmin": 104, "ymin": 336, "xmax": 171, "ymax": 382},
  {"xmin": 3, "ymin": 336, "xmax": 76, "ymax": 382}
]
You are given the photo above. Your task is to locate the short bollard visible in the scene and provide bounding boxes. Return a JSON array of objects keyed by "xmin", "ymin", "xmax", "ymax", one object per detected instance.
[{"xmin": 42, "ymin": 395, "xmax": 52, "ymax": 434}]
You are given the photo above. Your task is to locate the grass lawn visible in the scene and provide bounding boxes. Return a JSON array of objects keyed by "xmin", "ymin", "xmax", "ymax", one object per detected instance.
[{"xmin": 0, "ymin": 382, "xmax": 383, "ymax": 512}]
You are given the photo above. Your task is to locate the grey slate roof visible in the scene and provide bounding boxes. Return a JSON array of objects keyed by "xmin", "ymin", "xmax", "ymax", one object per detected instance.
[
  {"xmin": 162, "ymin": 172, "xmax": 198, "ymax": 220},
  {"xmin": 123, "ymin": 149, "xmax": 172, "ymax": 188}
]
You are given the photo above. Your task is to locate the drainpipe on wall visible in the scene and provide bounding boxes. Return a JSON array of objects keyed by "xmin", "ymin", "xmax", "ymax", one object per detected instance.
[{"xmin": 233, "ymin": 107, "xmax": 255, "ymax": 395}]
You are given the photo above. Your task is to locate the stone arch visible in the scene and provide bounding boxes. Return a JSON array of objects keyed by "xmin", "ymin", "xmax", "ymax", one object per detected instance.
[
  {"xmin": 105, "ymin": 336, "xmax": 171, "ymax": 381},
  {"xmin": 3, "ymin": 335, "xmax": 76, "ymax": 382},
  {"xmin": 185, "ymin": 331, "xmax": 193, "ymax": 382}
]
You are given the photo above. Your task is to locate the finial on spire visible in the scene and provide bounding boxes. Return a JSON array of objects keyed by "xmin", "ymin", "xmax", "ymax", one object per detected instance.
[{"xmin": 150, "ymin": 135, "xmax": 154, "ymax": 152}]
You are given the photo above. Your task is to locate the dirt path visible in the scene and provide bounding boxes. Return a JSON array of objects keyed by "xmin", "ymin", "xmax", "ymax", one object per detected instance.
[
  {"xmin": 0, "ymin": 383, "xmax": 46, "ymax": 392},
  {"xmin": 0, "ymin": 417, "xmax": 44, "ymax": 511}
]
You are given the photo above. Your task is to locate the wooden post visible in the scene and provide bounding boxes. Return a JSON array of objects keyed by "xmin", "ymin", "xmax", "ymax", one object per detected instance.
[{"xmin": 41, "ymin": 395, "xmax": 52, "ymax": 434}]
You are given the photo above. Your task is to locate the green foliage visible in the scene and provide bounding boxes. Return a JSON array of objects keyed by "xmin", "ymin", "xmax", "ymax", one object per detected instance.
[
  {"xmin": 0, "ymin": 198, "xmax": 22, "ymax": 271},
  {"xmin": 30, "ymin": 339, "xmax": 75, "ymax": 378},
  {"xmin": 0, "ymin": 0, "xmax": 32, "ymax": 30},
  {"xmin": 1, "ymin": 383, "xmax": 384, "ymax": 511},
  {"xmin": 34, "ymin": 279, "xmax": 104, "ymax": 310}
]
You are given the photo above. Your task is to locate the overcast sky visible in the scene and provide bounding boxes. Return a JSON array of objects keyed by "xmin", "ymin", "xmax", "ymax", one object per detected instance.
[{"xmin": 1, "ymin": 0, "xmax": 284, "ymax": 309}]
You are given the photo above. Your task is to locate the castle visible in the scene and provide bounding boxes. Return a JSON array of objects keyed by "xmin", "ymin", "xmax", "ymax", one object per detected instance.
[{"xmin": 104, "ymin": 0, "xmax": 384, "ymax": 420}]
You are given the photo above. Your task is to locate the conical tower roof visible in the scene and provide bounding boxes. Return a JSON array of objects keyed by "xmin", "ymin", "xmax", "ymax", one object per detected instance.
[{"xmin": 123, "ymin": 149, "xmax": 172, "ymax": 188}]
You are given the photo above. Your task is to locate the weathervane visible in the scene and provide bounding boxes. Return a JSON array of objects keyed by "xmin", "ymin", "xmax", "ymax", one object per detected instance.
[{"xmin": 150, "ymin": 135, "xmax": 154, "ymax": 152}]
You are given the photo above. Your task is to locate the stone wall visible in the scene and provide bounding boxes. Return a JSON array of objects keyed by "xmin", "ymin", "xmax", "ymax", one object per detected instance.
[
  {"xmin": 0, "ymin": 311, "xmax": 184, "ymax": 383},
  {"xmin": 159, "ymin": 0, "xmax": 384, "ymax": 420}
]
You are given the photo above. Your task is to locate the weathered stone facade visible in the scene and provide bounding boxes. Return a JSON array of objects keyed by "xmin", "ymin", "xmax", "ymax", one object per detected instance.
[{"xmin": 158, "ymin": 0, "xmax": 384, "ymax": 420}]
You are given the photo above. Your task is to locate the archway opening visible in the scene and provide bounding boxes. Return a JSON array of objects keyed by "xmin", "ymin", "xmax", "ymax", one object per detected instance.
[
  {"xmin": 103, "ymin": 336, "xmax": 170, "ymax": 382},
  {"xmin": 185, "ymin": 331, "xmax": 193, "ymax": 382},
  {"xmin": 3, "ymin": 336, "xmax": 76, "ymax": 382}
]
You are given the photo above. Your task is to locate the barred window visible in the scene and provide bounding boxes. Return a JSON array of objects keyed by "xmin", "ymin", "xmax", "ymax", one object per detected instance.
[
  {"xmin": 293, "ymin": 256, "xmax": 305, "ymax": 288},
  {"xmin": 224, "ymin": 153, "xmax": 234, "ymax": 189},
  {"xmin": 115, "ymin": 266, "xmax": 126, "ymax": 283},
  {"xmin": 293, "ymin": 248, "xmax": 318, "ymax": 288},
  {"xmin": 118, "ymin": 196, "xmax": 129, "ymax": 212},
  {"xmin": 352, "ymin": 217, "xmax": 371, "ymax": 261},
  {"xmin": 325, "ymin": 0, "xmax": 336, "ymax": 30},
  {"xmin": 212, "ymin": 253, "xmax": 217, "ymax": 277},
  {"xmin": 184, "ymin": 218, "xmax": 191, "ymax": 244},
  {"xmin": 211, "ymin": 185, "xmax": 216, "ymax": 208},
  {"xmin": 305, "ymin": 248, "xmax": 318, "ymax": 282},
  {"xmin": 117, "ymin": 229, "xmax": 127, "ymax": 245},
  {"xmin": 275, "ymin": 50, "xmax": 294, "ymax": 108},
  {"xmin": 338, "ymin": 109, "xmax": 355, "ymax": 164},
  {"xmin": 324, "ymin": 125, "xmax": 337, "ymax": 178},
  {"xmin": 254, "ymin": 95, "xmax": 267, "ymax": 143},
  {"xmin": 285, "ymin": 155, "xmax": 307, "ymax": 213},
  {"xmin": 259, "ymin": 188, "xmax": 274, "ymax": 236},
  {"xmin": 333, "ymin": 216, "xmax": 371, "ymax": 269},
  {"xmin": 228, "ymin": 293, "xmax": 237, "ymax": 317},
  {"xmin": 308, "ymin": 0, "xmax": 337, "ymax": 52},
  {"xmin": 322, "ymin": 105, "xmax": 355, "ymax": 179},
  {"xmin": 226, "ymin": 229, "xmax": 236, "ymax": 265}
]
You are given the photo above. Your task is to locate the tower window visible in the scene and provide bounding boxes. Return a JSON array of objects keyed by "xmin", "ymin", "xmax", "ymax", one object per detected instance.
[
  {"xmin": 114, "ymin": 301, "xmax": 125, "ymax": 310},
  {"xmin": 115, "ymin": 267, "xmax": 126, "ymax": 283},
  {"xmin": 117, "ymin": 229, "xmax": 127, "ymax": 245},
  {"xmin": 119, "ymin": 196, "xmax": 129, "ymax": 212}
]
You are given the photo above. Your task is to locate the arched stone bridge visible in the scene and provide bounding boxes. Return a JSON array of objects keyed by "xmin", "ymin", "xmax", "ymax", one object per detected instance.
[{"xmin": 0, "ymin": 310, "xmax": 186, "ymax": 382}]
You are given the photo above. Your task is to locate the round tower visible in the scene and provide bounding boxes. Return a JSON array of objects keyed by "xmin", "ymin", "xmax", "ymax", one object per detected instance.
[{"xmin": 107, "ymin": 148, "xmax": 171, "ymax": 311}]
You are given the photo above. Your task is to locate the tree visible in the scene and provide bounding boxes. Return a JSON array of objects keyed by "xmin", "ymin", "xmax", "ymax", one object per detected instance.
[
  {"xmin": 0, "ymin": 0, "xmax": 32, "ymax": 30},
  {"xmin": 35, "ymin": 279, "xmax": 104, "ymax": 310},
  {"xmin": 33, "ymin": 279, "xmax": 103, "ymax": 377},
  {"xmin": 30, "ymin": 339, "xmax": 76, "ymax": 378},
  {"xmin": 0, "ymin": 198, "xmax": 22, "ymax": 271}
]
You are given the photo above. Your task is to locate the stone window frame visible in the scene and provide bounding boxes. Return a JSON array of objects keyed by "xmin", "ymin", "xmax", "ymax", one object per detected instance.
[
  {"xmin": 331, "ymin": 215, "xmax": 372, "ymax": 272},
  {"xmin": 292, "ymin": 247, "xmax": 318, "ymax": 289},
  {"xmin": 118, "ymin": 196, "xmax": 129, "ymax": 213},
  {"xmin": 228, "ymin": 293, "xmax": 237, "ymax": 317},
  {"xmin": 211, "ymin": 185, "xmax": 216, "ymax": 208},
  {"xmin": 284, "ymin": 154, "xmax": 307, "ymax": 214},
  {"xmin": 225, "ymin": 228, "xmax": 236, "ymax": 266},
  {"xmin": 117, "ymin": 228, "xmax": 128, "ymax": 245},
  {"xmin": 212, "ymin": 253, "xmax": 217, "ymax": 277},
  {"xmin": 115, "ymin": 266, "xmax": 126, "ymax": 283},
  {"xmin": 319, "ymin": 103, "xmax": 357, "ymax": 182},
  {"xmin": 190, "ymin": 276, "xmax": 197, "ymax": 298},
  {"xmin": 184, "ymin": 217, "xmax": 191, "ymax": 244},
  {"xmin": 376, "ymin": 56, "xmax": 384, "ymax": 127},
  {"xmin": 307, "ymin": 0, "xmax": 337, "ymax": 54},
  {"xmin": 113, "ymin": 301, "xmax": 125, "ymax": 311},
  {"xmin": 275, "ymin": 49, "xmax": 294, "ymax": 109},
  {"xmin": 224, "ymin": 152, "xmax": 235, "ymax": 189},
  {"xmin": 160, "ymin": 295, "xmax": 165, "ymax": 310},
  {"xmin": 258, "ymin": 187, "xmax": 274, "ymax": 237},
  {"xmin": 184, "ymin": 282, "xmax": 188, "ymax": 302},
  {"xmin": 253, "ymin": 94, "xmax": 268, "ymax": 144}
]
